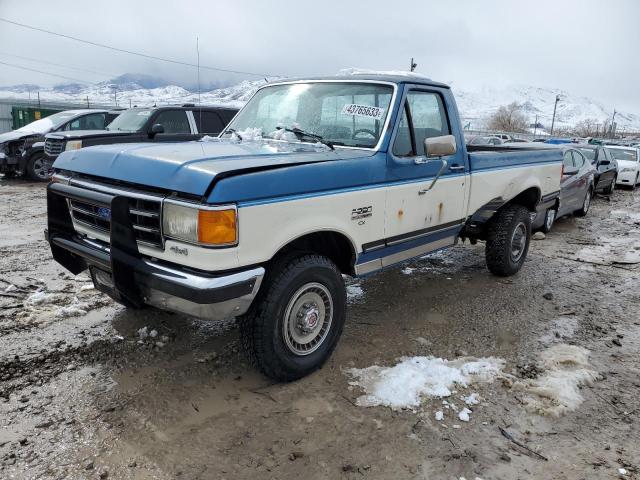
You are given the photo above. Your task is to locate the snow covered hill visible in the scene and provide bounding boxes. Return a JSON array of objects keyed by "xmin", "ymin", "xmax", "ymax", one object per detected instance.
[
  {"xmin": 454, "ymin": 84, "xmax": 640, "ymax": 131},
  {"xmin": 1, "ymin": 74, "xmax": 638, "ymax": 130}
]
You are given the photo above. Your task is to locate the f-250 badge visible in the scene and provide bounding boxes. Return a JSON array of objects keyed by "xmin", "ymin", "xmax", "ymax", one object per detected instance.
[{"xmin": 351, "ymin": 206, "xmax": 372, "ymax": 221}]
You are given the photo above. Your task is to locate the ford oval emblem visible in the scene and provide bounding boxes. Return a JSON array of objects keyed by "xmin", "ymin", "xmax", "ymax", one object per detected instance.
[{"xmin": 97, "ymin": 207, "xmax": 111, "ymax": 220}]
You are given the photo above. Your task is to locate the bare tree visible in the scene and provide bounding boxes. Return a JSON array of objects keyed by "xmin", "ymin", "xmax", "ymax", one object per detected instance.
[
  {"xmin": 487, "ymin": 102, "xmax": 529, "ymax": 133},
  {"xmin": 573, "ymin": 118, "xmax": 599, "ymax": 137}
]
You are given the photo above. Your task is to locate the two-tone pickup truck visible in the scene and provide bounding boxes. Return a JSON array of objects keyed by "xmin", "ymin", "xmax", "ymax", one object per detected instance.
[{"xmin": 46, "ymin": 74, "xmax": 562, "ymax": 381}]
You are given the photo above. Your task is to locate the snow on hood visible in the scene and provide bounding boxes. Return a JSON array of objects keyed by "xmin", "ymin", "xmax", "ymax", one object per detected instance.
[{"xmin": 15, "ymin": 117, "xmax": 55, "ymax": 134}]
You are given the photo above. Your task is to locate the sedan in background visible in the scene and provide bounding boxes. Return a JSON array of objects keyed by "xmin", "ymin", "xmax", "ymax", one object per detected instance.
[
  {"xmin": 575, "ymin": 144, "xmax": 618, "ymax": 194},
  {"xmin": 607, "ymin": 146, "xmax": 640, "ymax": 188},
  {"xmin": 533, "ymin": 147, "xmax": 596, "ymax": 232}
]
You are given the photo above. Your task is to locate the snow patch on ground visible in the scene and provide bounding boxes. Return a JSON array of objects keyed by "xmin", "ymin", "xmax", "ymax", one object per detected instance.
[
  {"xmin": 55, "ymin": 297, "xmax": 89, "ymax": 318},
  {"xmin": 458, "ymin": 407, "xmax": 472, "ymax": 422},
  {"xmin": 346, "ymin": 356, "xmax": 504, "ymax": 409},
  {"xmin": 539, "ymin": 316, "xmax": 579, "ymax": 345},
  {"xmin": 514, "ymin": 344, "xmax": 600, "ymax": 417},
  {"xmin": 26, "ymin": 290, "xmax": 61, "ymax": 306},
  {"xmin": 346, "ymin": 284, "xmax": 364, "ymax": 302}
]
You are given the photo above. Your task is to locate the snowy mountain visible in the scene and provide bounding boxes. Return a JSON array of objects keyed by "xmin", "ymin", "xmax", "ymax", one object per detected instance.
[
  {"xmin": 1, "ymin": 74, "xmax": 638, "ymax": 130},
  {"xmin": 454, "ymin": 84, "xmax": 640, "ymax": 131}
]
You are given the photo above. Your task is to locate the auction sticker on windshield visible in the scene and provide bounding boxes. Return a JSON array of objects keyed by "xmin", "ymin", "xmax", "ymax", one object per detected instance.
[{"xmin": 341, "ymin": 104, "xmax": 385, "ymax": 120}]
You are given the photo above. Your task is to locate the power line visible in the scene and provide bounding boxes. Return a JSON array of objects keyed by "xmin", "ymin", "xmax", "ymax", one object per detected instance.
[
  {"xmin": 0, "ymin": 60, "xmax": 95, "ymax": 84},
  {"xmin": 0, "ymin": 17, "xmax": 273, "ymax": 77},
  {"xmin": 0, "ymin": 51, "xmax": 116, "ymax": 78}
]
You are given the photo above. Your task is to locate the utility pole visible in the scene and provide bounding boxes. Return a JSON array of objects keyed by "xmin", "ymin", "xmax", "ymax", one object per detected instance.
[
  {"xmin": 550, "ymin": 94, "xmax": 561, "ymax": 136},
  {"xmin": 533, "ymin": 114, "xmax": 538, "ymax": 138},
  {"xmin": 129, "ymin": 98, "xmax": 132, "ymax": 108},
  {"xmin": 111, "ymin": 85, "xmax": 118, "ymax": 107},
  {"xmin": 86, "ymin": 95, "xmax": 90, "ymax": 108},
  {"xmin": 611, "ymin": 109, "xmax": 617, "ymax": 139},
  {"xmin": 37, "ymin": 91, "xmax": 40, "ymax": 108},
  {"xmin": 409, "ymin": 58, "xmax": 417, "ymax": 72}
]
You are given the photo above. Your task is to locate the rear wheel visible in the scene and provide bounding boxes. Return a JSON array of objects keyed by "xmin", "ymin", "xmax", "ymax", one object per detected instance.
[
  {"xmin": 575, "ymin": 188, "xmax": 592, "ymax": 217},
  {"xmin": 485, "ymin": 205, "xmax": 531, "ymax": 277},
  {"xmin": 603, "ymin": 176, "xmax": 616, "ymax": 195},
  {"xmin": 238, "ymin": 253, "xmax": 346, "ymax": 381},
  {"xmin": 540, "ymin": 207, "xmax": 556, "ymax": 233},
  {"xmin": 26, "ymin": 153, "xmax": 53, "ymax": 181}
]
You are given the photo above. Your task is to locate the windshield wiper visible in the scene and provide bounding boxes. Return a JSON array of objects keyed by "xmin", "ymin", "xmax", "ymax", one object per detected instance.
[
  {"xmin": 224, "ymin": 128, "xmax": 243, "ymax": 141},
  {"xmin": 277, "ymin": 127, "xmax": 334, "ymax": 150}
]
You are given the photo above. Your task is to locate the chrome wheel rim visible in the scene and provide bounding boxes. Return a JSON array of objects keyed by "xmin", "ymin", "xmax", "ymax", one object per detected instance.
[
  {"xmin": 510, "ymin": 222, "xmax": 527, "ymax": 263},
  {"xmin": 33, "ymin": 157, "xmax": 53, "ymax": 180},
  {"xmin": 545, "ymin": 209, "xmax": 556, "ymax": 231},
  {"xmin": 583, "ymin": 191, "xmax": 591, "ymax": 212},
  {"xmin": 283, "ymin": 282, "xmax": 333, "ymax": 356}
]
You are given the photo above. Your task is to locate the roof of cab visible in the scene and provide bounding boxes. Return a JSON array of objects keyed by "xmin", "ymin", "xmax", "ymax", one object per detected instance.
[{"xmin": 268, "ymin": 73, "xmax": 450, "ymax": 89}]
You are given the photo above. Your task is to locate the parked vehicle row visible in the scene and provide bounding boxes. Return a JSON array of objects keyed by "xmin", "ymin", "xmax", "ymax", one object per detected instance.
[
  {"xmin": 0, "ymin": 104, "xmax": 239, "ymax": 181},
  {"xmin": 0, "ymin": 109, "xmax": 120, "ymax": 180},
  {"xmin": 45, "ymin": 73, "xmax": 563, "ymax": 381}
]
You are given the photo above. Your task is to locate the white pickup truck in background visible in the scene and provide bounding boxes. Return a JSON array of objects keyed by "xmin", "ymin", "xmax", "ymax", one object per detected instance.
[{"xmin": 46, "ymin": 74, "xmax": 563, "ymax": 381}]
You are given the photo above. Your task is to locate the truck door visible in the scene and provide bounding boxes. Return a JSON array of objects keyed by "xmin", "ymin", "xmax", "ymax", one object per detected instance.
[{"xmin": 383, "ymin": 88, "xmax": 467, "ymax": 264}]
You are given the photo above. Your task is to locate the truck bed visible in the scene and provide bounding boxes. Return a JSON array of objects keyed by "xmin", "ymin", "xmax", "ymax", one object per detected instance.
[{"xmin": 467, "ymin": 144, "xmax": 563, "ymax": 172}]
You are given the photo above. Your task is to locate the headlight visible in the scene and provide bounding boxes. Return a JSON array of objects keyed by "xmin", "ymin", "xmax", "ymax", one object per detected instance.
[
  {"xmin": 162, "ymin": 201, "xmax": 237, "ymax": 246},
  {"xmin": 65, "ymin": 140, "xmax": 82, "ymax": 151}
]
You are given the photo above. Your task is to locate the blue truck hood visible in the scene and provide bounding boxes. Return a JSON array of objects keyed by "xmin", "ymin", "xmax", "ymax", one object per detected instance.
[{"xmin": 53, "ymin": 139, "xmax": 370, "ymax": 196}]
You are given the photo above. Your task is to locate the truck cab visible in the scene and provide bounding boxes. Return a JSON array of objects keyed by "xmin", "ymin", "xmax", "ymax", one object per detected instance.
[{"xmin": 46, "ymin": 74, "xmax": 562, "ymax": 381}]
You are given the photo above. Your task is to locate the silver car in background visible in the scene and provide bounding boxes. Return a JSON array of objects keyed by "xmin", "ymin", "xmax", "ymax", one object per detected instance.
[{"xmin": 533, "ymin": 146, "xmax": 596, "ymax": 232}]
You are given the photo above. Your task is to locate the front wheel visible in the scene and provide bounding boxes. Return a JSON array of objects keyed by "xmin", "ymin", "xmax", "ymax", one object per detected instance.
[
  {"xmin": 575, "ymin": 188, "xmax": 592, "ymax": 217},
  {"xmin": 26, "ymin": 153, "xmax": 53, "ymax": 181},
  {"xmin": 485, "ymin": 205, "xmax": 531, "ymax": 277},
  {"xmin": 238, "ymin": 254, "xmax": 346, "ymax": 381}
]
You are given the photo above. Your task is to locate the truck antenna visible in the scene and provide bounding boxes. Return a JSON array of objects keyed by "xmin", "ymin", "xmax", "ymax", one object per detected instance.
[{"xmin": 197, "ymin": 36, "xmax": 202, "ymax": 127}]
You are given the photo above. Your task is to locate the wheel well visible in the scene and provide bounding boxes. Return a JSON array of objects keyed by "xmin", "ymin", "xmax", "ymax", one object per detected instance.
[
  {"xmin": 506, "ymin": 187, "xmax": 540, "ymax": 212},
  {"xmin": 273, "ymin": 231, "xmax": 356, "ymax": 275}
]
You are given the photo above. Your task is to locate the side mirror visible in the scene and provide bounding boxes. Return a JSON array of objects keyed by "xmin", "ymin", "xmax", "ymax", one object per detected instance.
[
  {"xmin": 563, "ymin": 166, "xmax": 579, "ymax": 175},
  {"xmin": 424, "ymin": 135, "xmax": 457, "ymax": 158},
  {"xmin": 597, "ymin": 160, "xmax": 610, "ymax": 166},
  {"xmin": 150, "ymin": 123, "xmax": 165, "ymax": 137}
]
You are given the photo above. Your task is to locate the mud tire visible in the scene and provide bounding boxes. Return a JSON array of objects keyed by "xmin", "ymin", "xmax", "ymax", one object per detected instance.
[
  {"xmin": 238, "ymin": 254, "xmax": 346, "ymax": 382},
  {"xmin": 485, "ymin": 205, "xmax": 531, "ymax": 277}
]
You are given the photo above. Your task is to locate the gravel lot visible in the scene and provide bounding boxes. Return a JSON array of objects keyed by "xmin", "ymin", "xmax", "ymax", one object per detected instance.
[{"xmin": 0, "ymin": 178, "xmax": 639, "ymax": 480}]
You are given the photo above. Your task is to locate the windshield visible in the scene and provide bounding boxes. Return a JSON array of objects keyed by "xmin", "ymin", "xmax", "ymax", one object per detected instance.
[
  {"xmin": 16, "ymin": 111, "xmax": 79, "ymax": 134},
  {"xmin": 608, "ymin": 148, "xmax": 638, "ymax": 162},
  {"xmin": 224, "ymin": 82, "xmax": 394, "ymax": 148},
  {"xmin": 106, "ymin": 109, "xmax": 152, "ymax": 132},
  {"xmin": 578, "ymin": 148, "xmax": 596, "ymax": 161}
]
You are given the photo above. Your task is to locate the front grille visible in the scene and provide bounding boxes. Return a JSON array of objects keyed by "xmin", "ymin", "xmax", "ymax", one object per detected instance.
[
  {"xmin": 69, "ymin": 197, "xmax": 163, "ymax": 248},
  {"xmin": 44, "ymin": 138, "xmax": 65, "ymax": 156}
]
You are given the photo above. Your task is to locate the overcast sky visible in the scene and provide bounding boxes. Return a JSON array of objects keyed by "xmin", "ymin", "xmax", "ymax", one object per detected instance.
[{"xmin": 0, "ymin": 0, "xmax": 639, "ymax": 111}]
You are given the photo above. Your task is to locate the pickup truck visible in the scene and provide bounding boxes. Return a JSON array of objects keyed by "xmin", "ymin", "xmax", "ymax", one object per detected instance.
[
  {"xmin": 46, "ymin": 74, "xmax": 562, "ymax": 381},
  {"xmin": 44, "ymin": 104, "xmax": 238, "ymax": 165}
]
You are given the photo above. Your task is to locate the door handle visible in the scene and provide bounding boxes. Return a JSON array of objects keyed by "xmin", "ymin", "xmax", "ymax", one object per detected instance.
[
  {"xmin": 449, "ymin": 164, "xmax": 465, "ymax": 172},
  {"xmin": 418, "ymin": 159, "xmax": 448, "ymax": 195}
]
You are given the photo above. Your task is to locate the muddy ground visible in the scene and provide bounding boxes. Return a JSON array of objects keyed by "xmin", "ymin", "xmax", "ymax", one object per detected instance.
[{"xmin": 0, "ymin": 177, "xmax": 638, "ymax": 480}]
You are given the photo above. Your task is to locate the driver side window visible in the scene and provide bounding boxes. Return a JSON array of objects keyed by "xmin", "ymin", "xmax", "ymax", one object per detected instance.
[
  {"xmin": 153, "ymin": 110, "xmax": 191, "ymax": 134},
  {"xmin": 393, "ymin": 91, "xmax": 450, "ymax": 157}
]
